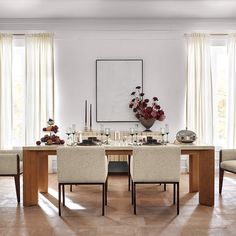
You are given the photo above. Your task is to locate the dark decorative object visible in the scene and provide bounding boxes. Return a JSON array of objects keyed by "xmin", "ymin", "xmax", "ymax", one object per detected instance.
[
  {"xmin": 129, "ymin": 86, "xmax": 165, "ymax": 131},
  {"xmin": 139, "ymin": 117, "xmax": 156, "ymax": 132},
  {"xmin": 176, "ymin": 128, "xmax": 197, "ymax": 143},
  {"xmin": 36, "ymin": 118, "xmax": 65, "ymax": 145}
]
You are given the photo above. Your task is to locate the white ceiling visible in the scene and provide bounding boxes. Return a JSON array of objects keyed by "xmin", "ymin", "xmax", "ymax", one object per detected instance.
[{"xmin": 0, "ymin": 0, "xmax": 236, "ymax": 19}]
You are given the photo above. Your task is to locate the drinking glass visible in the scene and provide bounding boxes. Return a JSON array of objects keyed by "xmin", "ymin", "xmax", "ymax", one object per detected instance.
[
  {"xmin": 130, "ymin": 128, "xmax": 135, "ymax": 144},
  {"xmin": 66, "ymin": 127, "xmax": 72, "ymax": 145},
  {"xmin": 165, "ymin": 124, "xmax": 169, "ymax": 143},
  {"xmin": 160, "ymin": 127, "xmax": 165, "ymax": 144},
  {"xmin": 134, "ymin": 124, "xmax": 139, "ymax": 144},
  {"xmin": 105, "ymin": 128, "xmax": 110, "ymax": 144},
  {"xmin": 71, "ymin": 124, "xmax": 76, "ymax": 144},
  {"xmin": 100, "ymin": 124, "xmax": 104, "ymax": 143}
]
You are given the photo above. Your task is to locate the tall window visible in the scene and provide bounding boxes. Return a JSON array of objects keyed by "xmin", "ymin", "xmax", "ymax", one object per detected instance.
[
  {"xmin": 0, "ymin": 33, "xmax": 54, "ymax": 148},
  {"xmin": 210, "ymin": 39, "xmax": 228, "ymax": 147},
  {"xmin": 12, "ymin": 37, "xmax": 25, "ymax": 147}
]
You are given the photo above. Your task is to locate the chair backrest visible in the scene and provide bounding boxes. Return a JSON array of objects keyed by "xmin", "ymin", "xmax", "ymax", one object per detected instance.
[
  {"xmin": 57, "ymin": 146, "xmax": 107, "ymax": 183},
  {"xmin": 0, "ymin": 149, "xmax": 22, "ymax": 175},
  {"xmin": 0, "ymin": 154, "xmax": 19, "ymax": 175},
  {"xmin": 131, "ymin": 146, "xmax": 181, "ymax": 182},
  {"xmin": 221, "ymin": 149, "xmax": 236, "ymax": 162},
  {"xmin": 0, "ymin": 149, "xmax": 23, "ymax": 161}
]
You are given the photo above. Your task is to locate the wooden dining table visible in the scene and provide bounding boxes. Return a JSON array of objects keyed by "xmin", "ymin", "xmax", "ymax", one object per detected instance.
[{"xmin": 23, "ymin": 144, "xmax": 215, "ymax": 207}]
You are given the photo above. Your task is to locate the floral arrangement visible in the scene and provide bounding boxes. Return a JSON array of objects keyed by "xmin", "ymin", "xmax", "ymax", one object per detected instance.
[{"xmin": 129, "ymin": 86, "xmax": 166, "ymax": 121}]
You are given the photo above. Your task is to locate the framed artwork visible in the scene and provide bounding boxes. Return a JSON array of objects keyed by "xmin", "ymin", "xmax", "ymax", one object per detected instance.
[{"xmin": 96, "ymin": 59, "xmax": 143, "ymax": 122}]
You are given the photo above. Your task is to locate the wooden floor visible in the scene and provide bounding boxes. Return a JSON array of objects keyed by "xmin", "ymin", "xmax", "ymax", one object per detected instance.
[{"xmin": 1, "ymin": 172, "xmax": 236, "ymax": 236}]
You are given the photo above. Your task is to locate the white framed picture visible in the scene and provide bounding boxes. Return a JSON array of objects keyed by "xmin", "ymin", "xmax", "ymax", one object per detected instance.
[{"xmin": 96, "ymin": 59, "xmax": 143, "ymax": 122}]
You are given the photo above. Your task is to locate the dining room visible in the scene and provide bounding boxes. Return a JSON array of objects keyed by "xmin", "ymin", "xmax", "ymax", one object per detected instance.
[{"xmin": 1, "ymin": 1, "xmax": 236, "ymax": 236}]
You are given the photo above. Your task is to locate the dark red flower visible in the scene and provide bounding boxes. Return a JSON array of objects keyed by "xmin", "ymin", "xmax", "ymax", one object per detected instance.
[{"xmin": 129, "ymin": 86, "xmax": 165, "ymax": 122}]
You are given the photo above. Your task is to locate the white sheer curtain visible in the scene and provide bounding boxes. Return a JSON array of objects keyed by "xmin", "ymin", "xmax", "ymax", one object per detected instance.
[
  {"xmin": 25, "ymin": 33, "xmax": 54, "ymax": 145},
  {"xmin": 186, "ymin": 33, "xmax": 213, "ymax": 144},
  {"xmin": 227, "ymin": 34, "xmax": 236, "ymax": 148},
  {"xmin": 0, "ymin": 34, "xmax": 12, "ymax": 149}
]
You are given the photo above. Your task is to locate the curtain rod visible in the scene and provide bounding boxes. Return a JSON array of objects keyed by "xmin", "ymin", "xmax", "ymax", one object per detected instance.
[{"xmin": 185, "ymin": 33, "xmax": 228, "ymax": 36}]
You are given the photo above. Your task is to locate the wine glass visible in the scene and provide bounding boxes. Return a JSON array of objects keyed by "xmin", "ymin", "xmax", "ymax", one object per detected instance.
[
  {"xmin": 160, "ymin": 127, "xmax": 165, "ymax": 144},
  {"xmin": 105, "ymin": 128, "xmax": 110, "ymax": 144},
  {"xmin": 66, "ymin": 127, "xmax": 72, "ymax": 145},
  {"xmin": 165, "ymin": 124, "xmax": 169, "ymax": 143},
  {"xmin": 100, "ymin": 124, "xmax": 104, "ymax": 143},
  {"xmin": 71, "ymin": 124, "xmax": 76, "ymax": 144},
  {"xmin": 130, "ymin": 128, "xmax": 135, "ymax": 144},
  {"xmin": 134, "ymin": 124, "xmax": 139, "ymax": 144}
]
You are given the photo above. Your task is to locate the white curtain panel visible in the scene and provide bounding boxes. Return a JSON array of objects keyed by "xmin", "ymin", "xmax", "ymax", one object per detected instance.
[
  {"xmin": 25, "ymin": 34, "xmax": 54, "ymax": 145},
  {"xmin": 186, "ymin": 33, "xmax": 213, "ymax": 144},
  {"xmin": 227, "ymin": 34, "xmax": 236, "ymax": 148},
  {"xmin": 0, "ymin": 34, "xmax": 12, "ymax": 149}
]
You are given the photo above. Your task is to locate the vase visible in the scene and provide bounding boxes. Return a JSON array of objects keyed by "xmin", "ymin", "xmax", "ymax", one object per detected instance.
[{"xmin": 139, "ymin": 117, "xmax": 156, "ymax": 132}]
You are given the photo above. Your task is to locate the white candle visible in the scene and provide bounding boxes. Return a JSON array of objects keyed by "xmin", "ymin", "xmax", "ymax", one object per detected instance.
[
  {"xmin": 161, "ymin": 127, "xmax": 165, "ymax": 135},
  {"xmin": 85, "ymin": 100, "xmax": 88, "ymax": 126},
  {"xmin": 165, "ymin": 124, "xmax": 169, "ymax": 134},
  {"xmin": 89, "ymin": 104, "xmax": 92, "ymax": 130}
]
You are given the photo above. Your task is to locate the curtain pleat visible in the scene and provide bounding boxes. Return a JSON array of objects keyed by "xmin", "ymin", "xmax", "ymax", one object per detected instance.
[
  {"xmin": 227, "ymin": 34, "xmax": 236, "ymax": 148},
  {"xmin": 186, "ymin": 33, "xmax": 213, "ymax": 144},
  {"xmin": 25, "ymin": 33, "xmax": 54, "ymax": 145},
  {"xmin": 0, "ymin": 34, "xmax": 13, "ymax": 149}
]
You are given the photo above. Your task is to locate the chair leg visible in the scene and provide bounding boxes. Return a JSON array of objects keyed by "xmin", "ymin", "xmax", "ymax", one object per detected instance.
[
  {"xmin": 128, "ymin": 154, "xmax": 131, "ymax": 191},
  {"xmin": 177, "ymin": 183, "xmax": 179, "ymax": 215},
  {"xmin": 219, "ymin": 168, "xmax": 224, "ymax": 194},
  {"xmin": 131, "ymin": 180, "xmax": 134, "ymax": 205},
  {"xmin": 102, "ymin": 183, "xmax": 105, "ymax": 216},
  {"xmin": 58, "ymin": 183, "xmax": 61, "ymax": 216},
  {"xmin": 14, "ymin": 175, "xmax": 20, "ymax": 203},
  {"xmin": 134, "ymin": 183, "xmax": 136, "ymax": 215},
  {"xmin": 173, "ymin": 183, "xmax": 176, "ymax": 205},
  {"xmin": 105, "ymin": 179, "xmax": 108, "ymax": 205},
  {"xmin": 70, "ymin": 185, "xmax": 73, "ymax": 192},
  {"xmin": 62, "ymin": 185, "xmax": 65, "ymax": 206},
  {"xmin": 164, "ymin": 183, "xmax": 167, "ymax": 191}
]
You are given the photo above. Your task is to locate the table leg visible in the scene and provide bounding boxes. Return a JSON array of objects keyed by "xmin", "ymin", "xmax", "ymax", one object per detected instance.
[
  {"xmin": 189, "ymin": 154, "xmax": 199, "ymax": 192},
  {"xmin": 199, "ymin": 150, "xmax": 215, "ymax": 206},
  {"xmin": 38, "ymin": 153, "xmax": 48, "ymax": 193},
  {"xmin": 23, "ymin": 150, "xmax": 39, "ymax": 206}
]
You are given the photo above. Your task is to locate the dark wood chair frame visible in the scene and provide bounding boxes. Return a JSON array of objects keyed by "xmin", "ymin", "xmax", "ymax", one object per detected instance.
[
  {"xmin": 131, "ymin": 178, "xmax": 179, "ymax": 215},
  {"xmin": 0, "ymin": 154, "xmax": 22, "ymax": 203},
  {"xmin": 58, "ymin": 178, "xmax": 108, "ymax": 216},
  {"xmin": 219, "ymin": 150, "xmax": 236, "ymax": 194}
]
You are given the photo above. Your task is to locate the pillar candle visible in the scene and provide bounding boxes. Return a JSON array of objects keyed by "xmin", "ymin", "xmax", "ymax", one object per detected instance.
[
  {"xmin": 85, "ymin": 100, "xmax": 87, "ymax": 126},
  {"xmin": 89, "ymin": 104, "xmax": 92, "ymax": 130}
]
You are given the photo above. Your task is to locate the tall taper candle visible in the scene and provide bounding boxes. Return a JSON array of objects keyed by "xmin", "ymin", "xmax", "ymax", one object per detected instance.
[
  {"xmin": 90, "ymin": 104, "xmax": 92, "ymax": 131},
  {"xmin": 85, "ymin": 100, "xmax": 88, "ymax": 126}
]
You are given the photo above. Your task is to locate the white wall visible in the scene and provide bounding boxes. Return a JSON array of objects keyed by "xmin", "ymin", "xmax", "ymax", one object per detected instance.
[
  {"xmin": 2, "ymin": 18, "xmax": 235, "ymax": 142},
  {"xmin": 54, "ymin": 31, "xmax": 186, "ymax": 141}
]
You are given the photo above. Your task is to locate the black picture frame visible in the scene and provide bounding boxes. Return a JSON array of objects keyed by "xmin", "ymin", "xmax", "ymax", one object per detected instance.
[{"xmin": 96, "ymin": 59, "xmax": 143, "ymax": 122}]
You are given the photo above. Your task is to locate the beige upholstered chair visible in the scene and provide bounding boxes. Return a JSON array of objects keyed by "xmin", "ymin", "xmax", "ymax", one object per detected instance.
[
  {"xmin": 57, "ymin": 146, "xmax": 108, "ymax": 216},
  {"xmin": 219, "ymin": 149, "xmax": 236, "ymax": 194},
  {"xmin": 131, "ymin": 146, "xmax": 181, "ymax": 215},
  {"xmin": 0, "ymin": 150, "xmax": 23, "ymax": 203}
]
